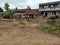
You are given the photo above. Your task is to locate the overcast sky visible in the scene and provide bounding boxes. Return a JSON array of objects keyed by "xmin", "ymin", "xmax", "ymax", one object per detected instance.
[{"xmin": 0, "ymin": 0, "xmax": 60, "ymax": 9}]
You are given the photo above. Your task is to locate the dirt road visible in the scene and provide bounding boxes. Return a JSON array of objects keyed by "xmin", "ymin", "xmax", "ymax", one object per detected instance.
[{"xmin": 0, "ymin": 19, "xmax": 60, "ymax": 45}]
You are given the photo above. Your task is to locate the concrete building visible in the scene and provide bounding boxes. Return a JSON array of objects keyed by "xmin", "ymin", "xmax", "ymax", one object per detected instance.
[{"xmin": 39, "ymin": 1, "xmax": 60, "ymax": 17}]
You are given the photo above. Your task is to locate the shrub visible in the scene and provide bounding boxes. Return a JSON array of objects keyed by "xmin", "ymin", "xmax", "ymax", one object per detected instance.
[
  {"xmin": 41, "ymin": 23, "xmax": 60, "ymax": 35},
  {"xmin": 0, "ymin": 7, "xmax": 3, "ymax": 12},
  {"xmin": 3, "ymin": 9, "xmax": 14, "ymax": 19},
  {"xmin": 55, "ymin": 15, "xmax": 59, "ymax": 18},
  {"xmin": 3, "ymin": 15, "xmax": 10, "ymax": 19},
  {"xmin": 50, "ymin": 15, "xmax": 56, "ymax": 20},
  {"xmin": 41, "ymin": 23, "xmax": 51, "ymax": 32},
  {"xmin": 55, "ymin": 23, "xmax": 60, "ymax": 30},
  {"xmin": 50, "ymin": 15, "xmax": 59, "ymax": 20}
]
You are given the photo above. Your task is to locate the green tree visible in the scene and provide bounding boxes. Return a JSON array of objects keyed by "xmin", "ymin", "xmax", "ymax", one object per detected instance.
[
  {"xmin": 3, "ymin": 9, "xmax": 15, "ymax": 19},
  {"xmin": 3, "ymin": 3, "xmax": 14, "ymax": 19},
  {"xmin": 0, "ymin": 7, "xmax": 3, "ymax": 12},
  {"xmin": 27, "ymin": 6, "xmax": 31, "ymax": 10},
  {"xmin": 15, "ymin": 7, "xmax": 18, "ymax": 10},
  {"xmin": 4, "ymin": 3, "xmax": 9, "ymax": 11}
]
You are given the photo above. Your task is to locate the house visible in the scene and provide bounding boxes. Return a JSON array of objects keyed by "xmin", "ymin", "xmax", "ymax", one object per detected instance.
[
  {"xmin": 13, "ymin": 9, "xmax": 27, "ymax": 18},
  {"xmin": 0, "ymin": 12, "xmax": 4, "ymax": 17},
  {"xmin": 39, "ymin": 1, "xmax": 60, "ymax": 17},
  {"xmin": 13, "ymin": 9, "xmax": 39, "ymax": 19},
  {"xmin": 25, "ymin": 9, "xmax": 39, "ymax": 19}
]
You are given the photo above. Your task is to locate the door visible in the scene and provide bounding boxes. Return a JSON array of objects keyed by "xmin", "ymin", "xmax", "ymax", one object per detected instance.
[{"xmin": 45, "ymin": 12, "xmax": 47, "ymax": 17}]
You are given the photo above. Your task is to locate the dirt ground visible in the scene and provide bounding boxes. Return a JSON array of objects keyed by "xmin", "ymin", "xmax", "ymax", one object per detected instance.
[{"xmin": 0, "ymin": 17, "xmax": 60, "ymax": 45}]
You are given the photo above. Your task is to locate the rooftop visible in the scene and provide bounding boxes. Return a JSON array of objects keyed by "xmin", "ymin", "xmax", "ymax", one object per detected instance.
[
  {"xmin": 39, "ymin": 1, "xmax": 60, "ymax": 5},
  {"xmin": 14, "ymin": 9, "xmax": 39, "ymax": 14}
]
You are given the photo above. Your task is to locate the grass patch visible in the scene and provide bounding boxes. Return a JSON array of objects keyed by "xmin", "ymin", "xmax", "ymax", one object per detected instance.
[
  {"xmin": 41, "ymin": 23, "xmax": 60, "ymax": 35},
  {"xmin": 0, "ymin": 27, "xmax": 9, "ymax": 30},
  {"xmin": 41, "ymin": 23, "xmax": 51, "ymax": 32},
  {"xmin": 0, "ymin": 21, "xmax": 5, "ymax": 25}
]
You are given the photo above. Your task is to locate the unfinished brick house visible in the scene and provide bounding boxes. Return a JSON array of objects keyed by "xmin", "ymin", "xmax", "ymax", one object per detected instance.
[
  {"xmin": 14, "ymin": 9, "xmax": 39, "ymax": 19},
  {"xmin": 39, "ymin": 1, "xmax": 60, "ymax": 17}
]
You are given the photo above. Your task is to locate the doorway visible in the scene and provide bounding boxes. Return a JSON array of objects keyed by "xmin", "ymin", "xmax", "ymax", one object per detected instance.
[{"xmin": 45, "ymin": 12, "xmax": 47, "ymax": 17}]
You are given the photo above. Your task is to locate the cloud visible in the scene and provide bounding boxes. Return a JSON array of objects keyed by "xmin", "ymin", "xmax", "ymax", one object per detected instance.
[
  {"xmin": 2, "ymin": 0, "xmax": 27, "ymax": 8},
  {"xmin": 0, "ymin": 0, "xmax": 60, "ymax": 9}
]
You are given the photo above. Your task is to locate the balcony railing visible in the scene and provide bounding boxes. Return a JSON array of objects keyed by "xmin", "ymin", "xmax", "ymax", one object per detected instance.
[{"xmin": 39, "ymin": 8, "xmax": 60, "ymax": 11}]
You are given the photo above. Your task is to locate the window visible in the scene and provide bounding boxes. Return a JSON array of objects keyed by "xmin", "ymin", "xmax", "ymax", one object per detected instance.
[
  {"xmin": 51, "ymin": 5, "xmax": 54, "ymax": 8},
  {"xmin": 52, "ymin": 12, "xmax": 56, "ymax": 15},
  {"xmin": 41, "ymin": 12, "xmax": 44, "ymax": 15},
  {"xmin": 44, "ymin": 6, "xmax": 48, "ymax": 8},
  {"xmin": 56, "ymin": 12, "xmax": 60, "ymax": 15}
]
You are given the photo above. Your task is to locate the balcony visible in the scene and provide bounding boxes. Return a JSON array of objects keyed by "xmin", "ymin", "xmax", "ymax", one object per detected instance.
[{"xmin": 39, "ymin": 7, "xmax": 60, "ymax": 11}]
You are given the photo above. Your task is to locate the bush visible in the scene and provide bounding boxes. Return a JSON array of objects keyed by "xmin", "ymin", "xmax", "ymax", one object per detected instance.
[
  {"xmin": 50, "ymin": 15, "xmax": 59, "ymax": 20},
  {"xmin": 55, "ymin": 15, "xmax": 59, "ymax": 18},
  {"xmin": 3, "ymin": 9, "xmax": 14, "ymax": 19},
  {"xmin": 55, "ymin": 23, "xmax": 60, "ymax": 30},
  {"xmin": 41, "ymin": 23, "xmax": 51, "ymax": 32},
  {"xmin": 41, "ymin": 23, "xmax": 60, "ymax": 35},
  {"xmin": 0, "ymin": 7, "xmax": 3, "ymax": 12},
  {"xmin": 3, "ymin": 15, "xmax": 10, "ymax": 19},
  {"xmin": 50, "ymin": 15, "xmax": 56, "ymax": 20}
]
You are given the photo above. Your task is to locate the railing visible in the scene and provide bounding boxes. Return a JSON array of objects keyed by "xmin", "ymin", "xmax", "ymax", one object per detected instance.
[{"xmin": 39, "ymin": 8, "xmax": 60, "ymax": 11}]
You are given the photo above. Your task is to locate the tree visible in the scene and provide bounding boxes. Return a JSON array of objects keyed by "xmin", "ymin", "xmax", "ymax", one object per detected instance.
[
  {"xmin": 15, "ymin": 7, "xmax": 18, "ymax": 10},
  {"xmin": 0, "ymin": 7, "xmax": 3, "ymax": 12},
  {"xmin": 3, "ymin": 3, "xmax": 14, "ymax": 19},
  {"xmin": 27, "ymin": 6, "xmax": 31, "ymax": 10},
  {"xmin": 4, "ymin": 3, "xmax": 9, "ymax": 11},
  {"xmin": 3, "ymin": 9, "xmax": 15, "ymax": 19}
]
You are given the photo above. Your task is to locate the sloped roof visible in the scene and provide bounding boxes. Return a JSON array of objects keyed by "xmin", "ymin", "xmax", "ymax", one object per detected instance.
[
  {"xmin": 14, "ymin": 9, "xmax": 28, "ymax": 13},
  {"xmin": 15, "ymin": 9, "xmax": 39, "ymax": 15},
  {"xmin": 26, "ymin": 9, "xmax": 39, "ymax": 14}
]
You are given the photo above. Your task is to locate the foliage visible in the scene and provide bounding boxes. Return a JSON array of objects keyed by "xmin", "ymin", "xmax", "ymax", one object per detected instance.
[
  {"xmin": 3, "ymin": 9, "xmax": 14, "ymax": 19},
  {"xmin": 3, "ymin": 15, "xmax": 10, "ymax": 19},
  {"xmin": 0, "ymin": 7, "xmax": 3, "ymax": 12},
  {"xmin": 3, "ymin": 3, "xmax": 14, "ymax": 19},
  {"xmin": 27, "ymin": 6, "xmax": 31, "ymax": 10},
  {"xmin": 50, "ymin": 15, "xmax": 59, "ymax": 20},
  {"xmin": 41, "ymin": 23, "xmax": 60, "ymax": 35},
  {"xmin": 41, "ymin": 23, "xmax": 51, "ymax": 32},
  {"xmin": 55, "ymin": 15, "xmax": 59, "ymax": 18},
  {"xmin": 50, "ymin": 15, "xmax": 56, "ymax": 20},
  {"xmin": 15, "ymin": 7, "xmax": 18, "ymax": 10},
  {"xmin": 55, "ymin": 23, "xmax": 60, "ymax": 30},
  {"xmin": 4, "ymin": 3, "xmax": 9, "ymax": 11}
]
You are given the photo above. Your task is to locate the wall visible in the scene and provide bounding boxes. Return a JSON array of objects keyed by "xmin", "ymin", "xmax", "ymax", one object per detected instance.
[{"xmin": 47, "ymin": 12, "xmax": 52, "ymax": 17}]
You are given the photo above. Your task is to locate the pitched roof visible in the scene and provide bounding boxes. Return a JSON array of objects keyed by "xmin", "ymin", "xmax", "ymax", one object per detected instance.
[
  {"xmin": 14, "ymin": 9, "xmax": 28, "ymax": 13},
  {"xmin": 15, "ymin": 9, "xmax": 39, "ymax": 15},
  {"xmin": 26, "ymin": 9, "xmax": 39, "ymax": 14}
]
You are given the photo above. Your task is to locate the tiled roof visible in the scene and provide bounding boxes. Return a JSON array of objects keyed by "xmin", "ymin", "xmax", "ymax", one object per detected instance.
[
  {"xmin": 14, "ymin": 9, "xmax": 28, "ymax": 13},
  {"xmin": 26, "ymin": 9, "xmax": 39, "ymax": 14},
  {"xmin": 15, "ymin": 9, "xmax": 39, "ymax": 15}
]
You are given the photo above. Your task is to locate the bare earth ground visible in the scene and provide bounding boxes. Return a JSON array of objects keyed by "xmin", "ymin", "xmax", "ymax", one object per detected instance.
[{"xmin": 0, "ymin": 17, "xmax": 60, "ymax": 45}]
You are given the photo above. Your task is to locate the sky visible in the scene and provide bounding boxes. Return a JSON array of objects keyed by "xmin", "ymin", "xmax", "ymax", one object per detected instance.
[{"xmin": 0, "ymin": 0, "xmax": 60, "ymax": 9}]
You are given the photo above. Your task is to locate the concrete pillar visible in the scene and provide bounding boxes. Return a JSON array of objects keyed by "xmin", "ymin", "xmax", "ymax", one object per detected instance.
[
  {"xmin": 34, "ymin": 14, "xmax": 36, "ymax": 18},
  {"xmin": 44, "ymin": 12, "xmax": 45, "ymax": 16}
]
